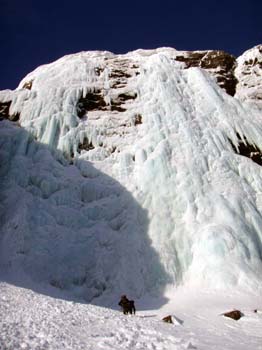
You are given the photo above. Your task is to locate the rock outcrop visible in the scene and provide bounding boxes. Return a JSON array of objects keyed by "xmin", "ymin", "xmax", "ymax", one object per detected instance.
[
  {"xmin": 223, "ymin": 310, "xmax": 243, "ymax": 321},
  {"xmin": 0, "ymin": 100, "xmax": 20, "ymax": 121},
  {"xmin": 174, "ymin": 50, "xmax": 237, "ymax": 96},
  {"xmin": 235, "ymin": 45, "xmax": 262, "ymax": 108},
  {"xmin": 162, "ymin": 315, "xmax": 173, "ymax": 324}
]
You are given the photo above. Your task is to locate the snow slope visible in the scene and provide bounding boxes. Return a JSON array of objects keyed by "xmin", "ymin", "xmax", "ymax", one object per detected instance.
[
  {"xmin": 1, "ymin": 282, "xmax": 262, "ymax": 350},
  {"xmin": 0, "ymin": 46, "xmax": 262, "ymax": 303}
]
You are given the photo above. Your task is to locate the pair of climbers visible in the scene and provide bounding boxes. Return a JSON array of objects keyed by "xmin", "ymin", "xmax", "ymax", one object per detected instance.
[{"xmin": 118, "ymin": 295, "xmax": 136, "ymax": 315}]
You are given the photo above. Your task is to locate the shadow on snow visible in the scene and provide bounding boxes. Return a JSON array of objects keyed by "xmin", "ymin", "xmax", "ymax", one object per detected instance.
[{"xmin": 0, "ymin": 120, "xmax": 171, "ymax": 310}]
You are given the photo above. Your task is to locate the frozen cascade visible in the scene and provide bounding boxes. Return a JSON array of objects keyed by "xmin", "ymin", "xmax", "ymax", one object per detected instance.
[{"xmin": 1, "ymin": 47, "xmax": 262, "ymax": 301}]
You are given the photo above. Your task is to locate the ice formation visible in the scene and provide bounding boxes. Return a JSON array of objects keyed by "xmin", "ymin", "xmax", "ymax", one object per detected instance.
[
  {"xmin": 1, "ymin": 46, "xmax": 262, "ymax": 301},
  {"xmin": 235, "ymin": 45, "xmax": 262, "ymax": 108}
]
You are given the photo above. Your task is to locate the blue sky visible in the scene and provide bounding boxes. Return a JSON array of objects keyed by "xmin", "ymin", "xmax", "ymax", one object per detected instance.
[{"xmin": 0, "ymin": 0, "xmax": 261, "ymax": 89}]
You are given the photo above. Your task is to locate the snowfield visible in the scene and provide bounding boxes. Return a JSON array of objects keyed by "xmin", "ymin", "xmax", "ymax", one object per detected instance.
[{"xmin": 1, "ymin": 282, "xmax": 262, "ymax": 350}]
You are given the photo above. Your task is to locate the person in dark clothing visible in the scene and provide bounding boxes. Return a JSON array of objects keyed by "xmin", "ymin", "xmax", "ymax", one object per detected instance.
[{"xmin": 118, "ymin": 295, "xmax": 136, "ymax": 315}]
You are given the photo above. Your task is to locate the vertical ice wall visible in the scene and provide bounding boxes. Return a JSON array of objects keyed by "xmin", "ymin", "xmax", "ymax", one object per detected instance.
[
  {"xmin": 132, "ymin": 54, "xmax": 262, "ymax": 291},
  {"xmin": 1, "ymin": 47, "xmax": 262, "ymax": 297}
]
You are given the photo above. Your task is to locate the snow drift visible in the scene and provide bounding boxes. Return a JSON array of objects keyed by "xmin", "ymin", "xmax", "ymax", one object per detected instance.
[{"xmin": 1, "ymin": 46, "xmax": 262, "ymax": 301}]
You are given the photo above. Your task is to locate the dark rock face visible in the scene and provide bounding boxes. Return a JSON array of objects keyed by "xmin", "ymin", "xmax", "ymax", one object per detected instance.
[
  {"xmin": 223, "ymin": 310, "xmax": 243, "ymax": 320},
  {"xmin": 76, "ymin": 90, "xmax": 138, "ymax": 117},
  {"xmin": 76, "ymin": 90, "xmax": 107, "ymax": 117},
  {"xmin": 162, "ymin": 315, "xmax": 173, "ymax": 324},
  {"xmin": 76, "ymin": 58, "xmax": 139, "ymax": 118},
  {"xmin": 117, "ymin": 92, "xmax": 137, "ymax": 102},
  {"xmin": 230, "ymin": 134, "xmax": 262, "ymax": 166},
  {"xmin": 22, "ymin": 80, "xmax": 33, "ymax": 90},
  {"xmin": 110, "ymin": 92, "xmax": 137, "ymax": 112},
  {"xmin": 106, "ymin": 57, "xmax": 140, "ymax": 89},
  {"xmin": 0, "ymin": 101, "xmax": 20, "ymax": 121},
  {"xmin": 241, "ymin": 45, "xmax": 262, "ymax": 71},
  {"xmin": 77, "ymin": 137, "xmax": 95, "ymax": 153},
  {"xmin": 74, "ymin": 48, "xmax": 261, "ymax": 113},
  {"xmin": 175, "ymin": 50, "xmax": 237, "ymax": 96},
  {"xmin": 0, "ymin": 101, "xmax": 11, "ymax": 119},
  {"xmin": 243, "ymin": 56, "xmax": 262, "ymax": 69},
  {"xmin": 109, "ymin": 69, "xmax": 132, "ymax": 79},
  {"xmin": 134, "ymin": 114, "xmax": 143, "ymax": 125}
]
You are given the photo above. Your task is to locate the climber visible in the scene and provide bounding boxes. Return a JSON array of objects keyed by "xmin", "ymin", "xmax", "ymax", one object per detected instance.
[{"xmin": 118, "ymin": 295, "xmax": 136, "ymax": 315}]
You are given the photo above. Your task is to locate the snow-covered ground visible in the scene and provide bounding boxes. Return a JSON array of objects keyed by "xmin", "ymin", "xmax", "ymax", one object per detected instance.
[{"xmin": 1, "ymin": 282, "xmax": 262, "ymax": 350}]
